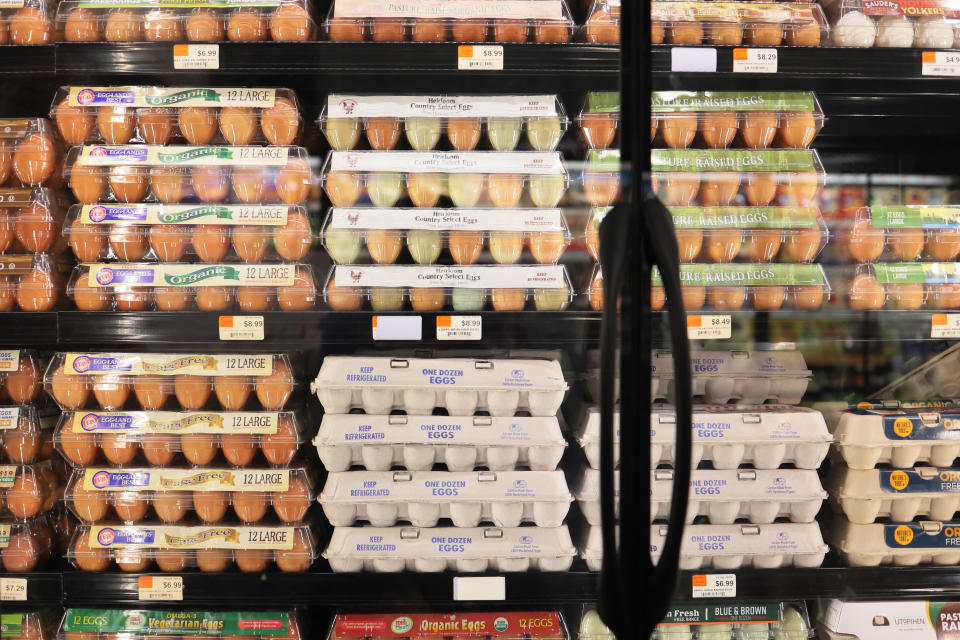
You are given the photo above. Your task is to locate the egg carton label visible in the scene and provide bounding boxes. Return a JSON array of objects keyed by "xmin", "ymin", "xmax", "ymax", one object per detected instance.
[
  {"xmin": 653, "ymin": 263, "xmax": 828, "ymax": 287},
  {"xmin": 0, "ymin": 525, "xmax": 9, "ymax": 547},
  {"xmin": 63, "ymin": 354, "xmax": 274, "ymax": 376},
  {"xmin": 0, "ymin": 351, "xmax": 19, "ymax": 372},
  {"xmin": 77, "ymin": 0, "xmax": 285, "ymax": 8},
  {"xmin": 586, "ymin": 91, "xmax": 619, "ymax": 113},
  {"xmin": 873, "ymin": 263, "xmax": 960, "ymax": 285},
  {"xmin": 861, "ymin": 0, "xmax": 952, "ymax": 17},
  {"xmin": 651, "ymin": 149, "xmax": 818, "ymax": 173},
  {"xmin": 331, "ymin": 612, "xmax": 562, "ymax": 639},
  {"xmin": 70, "ymin": 411, "xmax": 280, "ymax": 434},
  {"xmin": 669, "ymin": 206, "xmax": 821, "ymax": 229},
  {"xmin": 81, "ymin": 468, "xmax": 291, "ymax": 492},
  {"xmin": 333, "ymin": 265, "xmax": 567, "ymax": 289},
  {"xmin": 67, "ymin": 87, "xmax": 278, "ymax": 108},
  {"xmin": 329, "ymin": 207, "xmax": 564, "ymax": 232},
  {"xmin": 326, "ymin": 94, "xmax": 560, "ymax": 118},
  {"xmin": 321, "ymin": 470, "xmax": 569, "ymax": 503},
  {"xmin": 659, "ymin": 604, "xmax": 779, "ymax": 624},
  {"xmin": 585, "ymin": 149, "xmax": 619, "ymax": 173},
  {"xmin": 0, "ymin": 256, "xmax": 41, "ymax": 275},
  {"xmin": 62, "ymin": 609, "xmax": 291, "ymax": 634},
  {"xmin": 0, "ymin": 408, "xmax": 19, "ymax": 431},
  {"xmin": 88, "ymin": 525, "xmax": 296, "ymax": 550},
  {"xmin": 652, "ymin": 91, "xmax": 817, "ymax": 113},
  {"xmin": 328, "ymin": 151, "xmax": 565, "ymax": 175},
  {"xmin": 868, "ymin": 206, "xmax": 960, "ymax": 229},
  {"xmin": 875, "ymin": 411, "xmax": 960, "ymax": 441},
  {"xmin": 879, "ymin": 467, "xmax": 960, "ymax": 492},
  {"xmin": 651, "ymin": 349, "xmax": 811, "ymax": 376},
  {"xmin": 0, "ymin": 613, "xmax": 25, "ymax": 634},
  {"xmin": 79, "ymin": 204, "xmax": 290, "ymax": 226},
  {"xmin": 76, "ymin": 146, "xmax": 290, "ymax": 167},
  {"xmin": 331, "ymin": 0, "xmax": 565, "ymax": 20},
  {"xmin": 86, "ymin": 264, "xmax": 296, "ymax": 288},
  {"xmin": 881, "ymin": 522, "xmax": 960, "ymax": 549},
  {"xmin": 820, "ymin": 600, "xmax": 960, "ymax": 639},
  {"xmin": 0, "ymin": 466, "xmax": 15, "ymax": 488}
]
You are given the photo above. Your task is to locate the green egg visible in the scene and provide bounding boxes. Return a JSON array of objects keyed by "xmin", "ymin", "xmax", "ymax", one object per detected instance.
[
  {"xmin": 529, "ymin": 173, "xmax": 566, "ymax": 208},
  {"xmin": 407, "ymin": 230, "xmax": 443, "ymax": 264},
  {"xmin": 324, "ymin": 117, "xmax": 361, "ymax": 150},
  {"xmin": 324, "ymin": 227, "xmax": 361, "ymax": 264},
  {"xmin": 452, "ymin": 287, "xmax": 485, "ymax": 311},
  {"xmin": 533, "ymin": 284, "xmax": 570, "ymax": 311},
  {"xmin": 367, "ymin": 172, "xmax": 404, "ymax": 207},
  {"xmin": 487, "ymin": 117, "xmax": 522, "ymax": 151},
  {"xmin": 526, "ymin": 116, "xmax": 563, "ymax": 150},
  {"xmin": 370, "ymin": 286, "xmax": 404, "ymax": 311},
  {"xmin": 448, "ymin": 173, "xmax": 485, "ymax": 208},
  {"xmin": 405, "ymin": 117, "xmax": 442, "ymax": 150}
]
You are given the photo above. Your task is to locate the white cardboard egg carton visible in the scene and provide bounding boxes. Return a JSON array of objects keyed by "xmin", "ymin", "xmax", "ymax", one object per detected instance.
[
  {"xmin": 579, "ymin": 523, "xmax": 828, "ymax": 571},
  {"xmin": 574, "ymin": 467, "xmax": 825, "ymax": 525},
  {"xmin": 577, "ymin": 405, "xmax": 832, "ymax": 469},
  {"xmin": 827, "ymin": 465, "xmax": 960, "ymax": 524},
  {"xmin": 322, "ymin": 525, "xmax": 576, "ymax": 572},
  {"xmin": 831, "ymin": 408, "xmax": 960, "ymax": 469},
  {"xmin": 319, "ymin": 470, "xmax": 572, "ymax": 527},
  {"xmin": 313, "ymin": 413, "xmax": 566, "ymax": 472},
  {"xmin": 312, "ymin": 356, "xmax": 567, "ymax": 416},
  {"xmin": 817, "ymin": 599, "xmax": 950, "ymax": 640},
  {"xmin": 828, "ymin": 517, "xmax": 960, "ymax": 567}
]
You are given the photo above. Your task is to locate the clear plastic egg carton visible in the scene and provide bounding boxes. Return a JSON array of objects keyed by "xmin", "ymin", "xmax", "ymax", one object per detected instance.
[
  {"xmin": 323, "ymin": 264, "xmax": 573, "ymax": 312},
  {"xmin": 1, "ymin": 404, "xmax": 58, "ymax": 465},
  {"xmin": 846, "ymin": 262, "xmax": 960, "ymax": 311},
  {"xmin": 328, "ymin": 612, "xmax": 568, "ymax": 640},
  {"xmin": 647, "ymin": 602, "xmax": 813, "ymax": 640},
  {"xmin": 323, "ymin": 207, "xmax": 570, "ymax": 266},
  {"xmin": 0, "ymin": 188, "xmax": 73, "ymax": 256},
  {"xmin": 578, "ymin": 93, "xmax": 620, "ymax": 154},
  {"xmin": 320, "ymin": 470, "xmax": 571, "ymax": 527},
  {"xmin": 816, "ymin": 599, "xmax": 957, "ymax": 639},
  {"xmin": 54, "ymin": 410, "xmax": 304, "ymax": 468},
  {"xmin": 56, "ymin": 1, "xmax": 318, "ymax": 42},
  {"xmin": 3, "ymin": 610, "xmax": 57, "ymax": 640},
  {"xmin": 574, "ymin": 467, "xmax": 826, "ymax": 525},
  {"xmin": 324, "ymin": 0, "xmax": 576, "ymax": 43},
  {"xmin": 846, "ymin": 206, "xmax": 960, "ymax": 263},
  {"xmin": 827, "ymin": 517, "xmax": 960, "ymax": 567},
  {"xmin": 45, "ymin": 352, "xmax": 297, "ymax": 411},
  {"xmin": 69, "ymin": 523, "xmax": 316, "ymax": 572},
  {"xmin": 67, "ymin": 263, "xmax": 317, "ymax": 312},
  {"xmin": 579, "ymin": 523, "xmax": 828, "ymax": 571},
  {"xmin": 0, "ymin": 460, "xmax": 60, "ymax": 520},
  {"xmin": 651, "ymin": 1, "xmax": 828, "ymax": 46},
  {"xmin": 652, "ymin": 149, "xmax": 824, "ymax": 208},
  {"xmin": 827, "ymin": 464, "xmax": 960, "ymax": 524},
  {"xmin": 315, "ymin": 413, "xmax": 566, "ymax": 472},
  {"xmin": 64, "ymin": 203, "xmax": 313, "ymax": 263},
  {"xmin": 0, "ymin": 351, "xmax": 45, "ymax": 406},
  {"xmin": 580, "ymin": 150, "xmax": 623, "ymax": 208},
  {"xmin": 581, "ymin": 0, "xmax": 619, "ymax": 43},
  {"xmin": 0, "ymin": 119, "xmax": 64, "ymax": 188},
  {"xmin": 312, "ymin": 355, "xmax": 567, "ymax": 416},
  {"xmin": 830, "ymin": 0, "xmax": 960, "ymax": 47},
  {"xmin": 51, "ymin": 86, "xmax": 302, "ymax": 147},
  {"xmin": 65, "ymin": 145, "xmax": 312, "ymax": 205},
  {"xmin": 0, "ymin": 254, "xmax": 68, "ymax": 312},
  {"xmin": 830, "ymin": 407, "xmax": 960, "ymax": 469},
  {"xmin": 320, "ymin": 94, "xmax": 569, "ymax": 152},
  {"xmin": 651, "ymin": 91, "xmax": 825, "ymax": 150},
  {"xmin": 0, "ymin": 514, "xmax": 54, "ymax": 572},
  {"xmin": 0, "ymin": 1, "xmax": 55, "ymax": 44},
  {"xmin": 320, "ymin": 151, "xmax": 568, "ymax": 209},
  {"xmin": 322, "ymin": 525, "xmax": 576, "ymax": 572},
  {"xmin": 58, "ymin": 609, "xmax": 303, "ymax": 640}
]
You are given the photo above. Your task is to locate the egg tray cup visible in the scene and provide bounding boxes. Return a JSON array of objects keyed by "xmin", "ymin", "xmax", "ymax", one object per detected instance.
[
  {"xmin": 54, "ymin": 409, "xmax": 305, "ymax": 468},
  {"xmin": 0, "ymin": 119, "xmax": 65, "ymax": 188},
  {"xmin": 0, "ymin": 460, "xmax": 62, "ymax": 521},
  {"xmin": 0, "ymin": 187, "xmax": 74, "ymax": 256},
  {"xmin": 322, "ymin": 525, "xmax": 577, "ymax": 573},
  {"xmin": 830, "ymin": 408, "xmax": 960, "ymax": 470},
  {"xmin": 649, "ymin": 1, "xmax": 829, "ymax": 47},
  {"xmin": 826, "ymin": 465, "xmax": 960, "ymax": 524},
  {"xmin": 827, "ymin": 517, "xmax": 960, "ymax": 567},
  {"xmin": 846, "ymin": 206, "xmax": 960, "ymax": 263},
  {"xmin": 68, "ymin": 523, "xmax": 317, "ymax": 573},
  {"xmin": 652, "ymin": 108, "xmax": 824, "ymax": 151},
  {"xmin": 0, "ymin": 254, "xmax": 69, "ymax": 312},
  {"xmin": 0, "ymin": 1, "xmax": 56, "ymax": 45},
  {"xmin": 1, "ymin": 404, "xmax": 59, "ymax": 466},
  {"xmin": 0, "ymin": 513, "xmax": 55, "ymax": 573},
  {"xmin": 846, "ymin": 263, "xmax": 960, "ymax": 311},
  {"xmin": 580, "ymin": 0, "xmax": 620, "ymax": 43},
  {"xmin": 831, "ymin": 7, "xmax": 960, "ymax": 48},
  {"xmin": 0, "ymin": 351, "xmax": 46, "ymax": 409},
  {"xmin": 65, "ymin": 145, "xmax": 312, "ymax": 206},
  {"xmin": 56, "ymin": 2, "xmax": 318, "ymax": 43},
  {"xmin": 51, "ymin": 86, "xmax": 302, "ymax": 147}
]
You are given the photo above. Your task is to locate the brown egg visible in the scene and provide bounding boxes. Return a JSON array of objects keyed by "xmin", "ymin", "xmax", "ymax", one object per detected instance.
[
  {"xmin": 707, "ymin": 286, "xmax": 746, "ymax": 310},
  {"xmin": 73, "ymin": 533, "xmax": 111, "ymax": 571},
  {"xmin": 274, "ymin": 475, "xmax": 310, "ymax": 522},
  {"xmin": 180, "ymin": 433, "xmax": 219, "ymax": 465},
  {"xmin": 144, "ymin": 9, "xmax": 184, "ymax": 41},
  {"xmin": 101, "ymin": 433, "xmax": 139, "ymax": 464},
  {"xmin": 3, "ymin": 416, "xmax": 40, "ymax": 463},
  {"xmin": 192, "ymin": 224, "xmax": 231, "ymax": 262},
  {"xmin": 73, "ymin": 273, "xmax": 113, "ymax": 310},
  {"xmin": 444, "ymin": 118, "xmax": 480, "ymax": 151},
  {"xmin": 0, "ymin": 141, "xmax": 11, "ymax": 186},
  {"xmin": 227, "ymin": 226, "xmax": 266, "ymax": 263},
  {"xmin": 328, "ymin": 19, "xmax": 365, "ymax": 41},
  {"xmin": 411, "ymin": 287, "xmax": 447, "ymax": 311},
  {"xmin": 698, "ymin": 174, "xmax": 739, "ymax": 207},
  {"xmin": 272, "ymin": 210, "xmax": 311, "ymax": 260},
  {"xmin": 488, "ymin": 288, "xmax": 524, "ymax": 311},
  {"xmin": 785, "ymin": 20, "xmax": 821, "ymax": 46},
  {"xmin": 220, "ymin": 107, "xmax": 258, "ymax": 145},
  {"xmin": 156, "ymin": 549, "xmax": 191, "ymax": 572},
  {"xmin": 270, "ymin": 4, "xmax": 312, "ymax": 41},
  {"xmin": 10, "ymin": 7, "xmax": 52, "ymax": 44},
  {"xmin": 750, "ymin": 285, "xmax": 785, "ymax": 310},
  {"xmin": 581, "ymin": 113, "xmax": 618, "ymax": 149},
  {"xmin": 56, "ymin": 98, "xmax": 95, "ymax": 145},
  {"xmin": 147, "ymin": 224, "xmax": 187, "ymax": 261},
  {"xmin": 13, "ymin": 133, "xmax": 56, "ymax": 185},
  {"xmin": 92, "ymin": 375, "xmax": 130, "ymax": 409},
  {"xmin": 153, "ymin": 491, "xmax": 189, "ymax": 523},
  {"xmin": 178, "ymin": 107, "xmax": 218, "ymax": 145},
  {"xmin": 931, "ymin": 283, "xmax": 960, "ymax": 310},
  {"xmin": 220, "ymin": 434, "xmax": 257, "ymax": 467},
  {"xmin": 0, "ymin": 208, "xmax": 13, "ymax": 252},
  {"xmin": 744, "ymin": 173, "xmax": 777, "ymax": 206},
  {"xmin": 584, "ymin": 173, "xmax": 620, "ymax": 207},
  {"xmin": 134, "ymin": 376, "xmax": 170, "ymax": 409},
  {"xmin": 236, "ymin": 285, "xmax": 275, "ymax": 312},
  {"xmin": 785, "ymin": 227, "xmax": 822, "ymax": 262},
  {"xmin": 778, "ymin": 111, "xmax": 817, "ymax": 148},
  {"xmin": 16, "ymin": 268, "xmax": 58, "ymax": 311},
  {"xmin": 236, "ymin": 548, "xmax": 271, "ymax": 572},
  {"xmin": 71, "ymin": 479, "xmax": 110, "ymax": 521},
  {"xmin": 793, "ymin": 285, "xmax": 825, "ymax": 310},
  {"xmin": 142, "ymin": 433, "xmax": 177, "ymax": 466},
  {"xmin": 928, "ymin": 229, "xmax": 960, "ymax": 261},
  {"xmin": 196, "ymin": 548, "xmax": 232, "ymax": 571},
  {"xmin": 68, "ymin": 218, "xmax": 105, "ymax": 261},
  {"xmin": 191, "ymin": 492, "xmax": 228, "ymax": 523},
  {"xmin": 451, "ymin": 18, "xmax": 488, "ymax": 41},
  {"xmin": 371, "ymin": 18, "xmax": 405, "ymax": 41},
  {"xmin": 740, "ymin": 111, "xmax": 778, "ymax": 148},
  {"xmin": 705, "ymin": 21, "xmax": 742, "ymax": 44},
  {"xmin": 275, "ymin": 158, "xmax": 311, "ymax": 204},
  {"xmin": 262, "ymin": 415, "xmax": 298, "ymax": 465},
  {"xmin": 228, "ymin": 9, "xmax": 267, "ymax": 41},
  {"xmin": 445, "ymin": 230, "xmax": 482, "ymax": 264},
  {"xmin": 6, "ymin": 355, "xmax": 39, "ymax": 404},
  {"xmin": 530, "ymin": 230, "xmax": 566, "ymax": 264},
  {"xmin": 15, "ymin": 201, "xmax": 55, "ymax": 252},
  {"xmin": 109, "ymin": 165, "xmax": 149, "ymax": 202},
  {"xmin": 0, "ymin": 275, "xmax": 14, "ymax": 312},
  {"xmin": 231, "ymin": 166, "xmax": 266, "ymax": 203},
  {"xmin": 412, "ymin": 18, "xmax": 447, "ymax": 41},
  {"xmin": 364, "ymin": 229, "xmax": 403, "ymax": 264},
  {"xmin": 138, "ymin": 108, "xmax": 176, "ymax": 145},
  {"xmin": 215, "ymin": 376, "xmax": 252, "ymax": 410},
  {"xmin": 97, "ymin": 106, "xmax": 136, "ymax": 144},
  {"xmin": 109, "ymin": 224, "xmax": 149, "ymax": 260},
  {"xmin": 115, "ymin": 289, "xmax": 151, "ymax": 312},
  {"xmin": 59, "ymin": 430, "xmax": 98, "ymax": 464},
  {"xmin": 493, "ymin": 19, "xmax": 528, "ymax": 42},
  {"xmin": 171, "ymin": 374, "xmax": 211, "ymax": 410},
  {"xmin": 9, "ymin": 471, "xmax": 44, "ymax": 518},
  {"xmin": 116, "ymin": 548, "xmax": 152, "ymax": 572},
  {"xmin": 277, "ymin": 267, "xmax": 316, "ymax": 311},
  {"xmin": 847, "ymin": 218, "xmax": 885, "ymax": 262},
  {"xmin": 253, "ymin": 357, "xmax": 292, "ymax": 409},
  {"xmin": 151, "ymin": 166, "xmax": 188, "ymax": 203},
  {"xmin": 487, "ymin": 173, "xmax": 524, "ymax": 208},
  {"xmin": 325, "ymin": 275, "xmax": 363, "ymax": 311},
  {"xmin": 2, "ymin": 532, "xmax": 40, "ymax": 572},
  {"xmin": 655, "ymin": 173, "xmax": 699, "ymax": 206},
  {"xmin": 745, "ymin": 229, "xmax": 783, "ymax": 261},
  {"xmin": 674, "ymin": 229, "xmax": 703, "ymax": 261},
  {"xmin": 105, "ymin": 9, "xmax": 142, "ymax": 41},
  {"xmin": 364, "ymin": 117, "xmax": 402, "ymax": 150},
  {"xmin": 65, "ymin": 8, "xmax": 102, "ymax": 42},
  {"xmin": 745, "ymin": 22, "xmax": 783, "ymax": 45},
  {"xmin": 260, "ymin": 96, "xmax": 300, "ymax": 146},
  {"xmin": 705, "ymin": 228, "xmax": 743, "ymax": 263},
  {"xmin": 669, "ymin": 21, "xmax": 703, "ymax": 44},
  {"xmin": 324, "ymin": 171, "xmax": 362, "ymax": 206},
  {"xmin": 196, "ymin": 286, "xmax": 235, "ymax": 311},
  {"xmin": 681, "ymin": 286, "xmax": 706, "ymax": 310},
  {"xmin": 275, "ymin": 529, "xmax": 312, "ymax": 572},
  {"xmin": 584, "ymin": 10, "xmax": 618, "ymax": 42},
  {"xmin": 848, "ymin": 273, "xmax": 886, "ymax": 310},
  {"xmin": 186, "ymin": 8, "xmax": 225, "ymax": 41},
  {"xmin": 534, "ymin": 19, "xmax": 570, "ymax": 42},
  {"xmin": 887, "ymin": 228, "xmax": 924, "ymax": 260},
  {"xmin": 699, "ymin": 111, "xmax": 738, "ymax": 148},
  {"xmin": 154, "ymin": 287, "xmax": 195, "ymax": 311},
  {"xmin": 662, "ymin": 113, "xmax": 697, "ymax": 149},
  {"xmin": 887, "ymin": 283, "xmax": 925, "ymax": 310}
]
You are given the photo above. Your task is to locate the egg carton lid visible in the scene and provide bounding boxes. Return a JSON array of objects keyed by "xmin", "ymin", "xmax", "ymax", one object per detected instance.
[
  {"xmin": 816, "ymin": 599, "xmax": 955, "ymax": 639},
  {"xmin": 59, "ymin": 609, "xmax": 295, "ymax": 637},
  {"xmin": 0, "ymin": 457, "xmax": 58, "ymax": 487},
  {"xmin": 0, "ymin": 118, "xmax": 57, "ymax": 139},
  {"xmin": 651, "ymin": 1, "xmax": 828, "ymax": 24},
  {"xmin": 652, "ymin": 91, "xmax": 823, "ymax": 115},
  {"xmin": 871, "ymin": 342, "xmax": 960, "ymax": 402},
  {"xmin": 652, "ymin": 349, "xmax": 812, "ymax": 377},
  {"xmin": 65, "ymin": 145, "xmax": 309, "ymax": 170},
  {"xmin": 321, "ymin": 94, "xmax": 568, "ymax": 121},
  {"xmin": 856, "ymin": 205, "xmax": 960, "ymax": 230},
  {"xmin": 0, "ymin": 253, "xmax": 63, "ymax": 277},
  {"xmin": 651, "ymin": 149, "xmax": 824, "ymax": 174},
  {"xmin": 827, "ymin": 517, "xmax": 960, "ymax": 558},
  {"xmin": 53, "ymin": 86, "xmax": 299, "ymax": 111},
  {"xmin": 324, "ymin": 264, "xmax": 573, "ymax": 294},
  {"xmin": 69, "ymin": 263, "xmax": 315, "ymax": 290},
  {"xmin": 653, "ymin": 263, "xmax": 830, "ymax": 289},
  {"xmin": 329, "ymin": 612, "xmax": 565, "ymax": 640},
  {"xmin": 320, "ymin": 150, "xmax": 567, "ymax": 176},
  {"xmin": 650, "ymin": 522, "xmax": 829, "ymax": 559},
  {"xmin": 868, "ymin": 262, "xmax": 960, "ymax": 285},
  {"xmin": 326, "ymin": 0, "xmax": 574, "ymax": 21},
  {"xmin": 0, "ymin": 187, "xmax": 71, "ymax": 213},
  {"xmin": 56, "ymin": 0, "xmax": 315, "ymax": 11},
  {"xmin": 69, "ymin": 466, "xmax": 315, "ymax": 496},
  {"xmin": 831, "ymin": 408, "xmax": 960, "ymax": 445},
  {"xmin": 314, "ymin": 355, "xmax": 566, "ymax": 392},
  {"xmin": 56, "ymin": 409, "xmax": 302, "ymax": 437},
  {"xmin": 579, "ymin": 91, "xmax": 621, "ymax": 119},
  {"xmin": 323, "ymin": 207, "xmax": 569, "ymax": 234},
  {"xmin": 0, "ymin": 404, "xmax": 58, "ymax": 434},
  {"xmin": 71, "ymin": 523, "xmax": 317, "ymax": 553},
  {"xmin": 322, "ymin": 525, "xmax": 576, "ymax": 560},
  {"xmin": 47, "ymin": 352, "xmax": 292, "ymax": 378},
  {"xmin": 0, "ymin": 512, "xmax": 55, "ymax": 549},
  {"xmin": 65, "ymin": 203, "xmax": 308, "ymax": 229}
]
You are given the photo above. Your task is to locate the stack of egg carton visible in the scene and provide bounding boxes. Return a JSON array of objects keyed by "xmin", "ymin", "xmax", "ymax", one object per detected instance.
[
  {"xmin": 574, "ymin": 349, "xmax": 832, "ymax": 570},
  {"xmin": 313, "ymin": 354, "xmax": 579, "ymax": 572}
]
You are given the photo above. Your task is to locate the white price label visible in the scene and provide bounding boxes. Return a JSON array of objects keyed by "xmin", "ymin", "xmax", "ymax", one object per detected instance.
[
  {"xmin": 670, "ymin": 47, "xmax": 717, "ymax": 72},
  {"xmin": 138, "ymin": 576, "xmax": 183, "ymax": 601},
  {"xmin": 173, "ymin": 44, "xmax": 220, "ymax": 70},
  {"xmin": 692, "ymin": 573, "xmax": 736, "ymax": 598},
  {"xmin": 372, "ymin": 315, "xmax": 422, "ymax": 340},
  {"xmin": 0, "ymin": 578, "xmax": 26, "ymax": 601},
  {"xmin": 687, "ymin": 315, "xmax": 731, "ymax": 339},
  {"xmin": 923, "ymin": 51, "xmax": 960, "ymax": 76},
  {"xmin": 931, "ymin": 314, "xmax": 960, "ymax": 337},
  {"xmin": 733, "ymin": 47, "xmax": 777, "ymax": 73},
  {"xmin": 218, "ymin": 316, "xmax": 264, "ymax": 341},
  {"xmin": 458, "ymin": 45, "xmax": 504, "ymax": 70},
  {"xmin": 437, "ymin": 315, "xmax": 482, "ymax": 340},
  {"xmin": 453, "ymin": 576, "xmax": 506, "ymax": 601}
]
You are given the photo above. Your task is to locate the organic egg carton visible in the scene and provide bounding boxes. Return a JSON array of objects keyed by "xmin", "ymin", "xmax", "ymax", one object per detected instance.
[
  {"xmin": 314, "ymin": 413, "xmax": 566, "ymax": 472},
  {"xmin": 323, "ymin": 525, "xmax": 576, "ymax": 573},
  {"xmin": 828, "ymin": 517, "xmax": 960, "ymax": 567},
  {"xmin": 576, "ymin": 405, "xmax": 832, "ymax": 470},
  {"xmin": 574, "ymin": 467, "xmax": 826, "ymax": 525},
  {"xmin": 579, "ymin": 523, "xmax": 828, "ymax": 571},
  {"xmin": 827, "ymin": 465, "xmax": 960, "ymax": 524},
  {"xmin": 312, "ymin": 356, "xmax": 567, "ymax": 416},
  {"xmin": 831, "ymin": 408, "xmax": 960, "ymax": 469},
  {"xmin": 319, "ymin": 470, "xmax": 571, "ymax": 527}
]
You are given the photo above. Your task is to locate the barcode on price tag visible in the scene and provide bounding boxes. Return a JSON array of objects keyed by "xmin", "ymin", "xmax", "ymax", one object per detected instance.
[
  {"xmin": 923, "ymin": 51, "xmax": 960, "ymax": 76},
  {"xmin": 458, "ymin": 45, "xmax": 504, "ymax": 70},
  {"xmin": 733, "ymin": 48, "xmax": 777, "ymax": 73},
  {"xmin": 931, "ymin": 314, "xmax": 960, "ymax": 337},
  {"xmin": 173, "ymin": 44, "xmax": 219, "ymax": 69},
  {"xmin": 138, "ymin": 576, "xmax": 183, "ymax": 601},
  {"xmin": 218, "ymin": 316, "xmax": 264, "ymax": 341},
  {"xmin": 0, "ymin": 577, "xmax": 27, "ymax": 601},
  {"xmin": 437, "ymin": 316, "xmax": 482, "ymax": 340},
  {"xmin": 688, "ymin": 315, "xmax": 731, "ymax": 339},
  {"xmin": 692, "ymin": 574, "xmax": 736, "ymax": 598}
]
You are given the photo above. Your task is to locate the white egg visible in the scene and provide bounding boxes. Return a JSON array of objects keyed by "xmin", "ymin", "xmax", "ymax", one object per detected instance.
[
  {"xmin": 698, "ymin": 624, "xmax": 733, "ymax": 640},
  {"xmin": 366, "ymin": 502, "xmax": 399, "ymax": 526},
  {"xmin": 491, "ymin": 502, "xmax": 524, "ymax": 527},
  {"xmin": 444, "ymin": 389, "xmax": 479, "ymax": 415},
  {"xmin": 527, "ymin": 390, "xmax": 564, "ymax": 416},
  {"xmin": 703, "ymin": 378, "xmax": 736, "ymax": 404},
  {"xmin": 407, "ymin": 502, "xmax": 441, "ymax": 527},
  {"xmin": 318, "ymin": 388, "xmax": 353, "ymax": 413},
  {"xmin": 916, "ymin": 17, "xmax": 953, "ymax": 47},
  {"xmin": 444, "ymin": 446, "xmax": 478, "ymax": 470},
  {"xmin": 360, "ymin": 445, "xmax": 394, "ymax": 471},
  {"xmin": 876, "ymin": 15, "xmax": 914, "ymax": 47},
  {"xmin": 579, "ymin": 610, "xmax": 615, "ymax": 640},
  {"xmin": 402, "ymin": 388, "xmax": 436, "ymax": 413},
  {"xmin": 324, "ymin": 503, "xmax": 358, "ymax": 526},
  {"xmin": 449, "ymin": 502, "xmax": 482, "ymax": 527},
  {"xmin": 319, "ymin": 447, "xmax": 351, "ymax": 472},
  {"xmin": 486, "ymin": 446, "xmax": 520, "ymax": 470},
  {"xmin": 833, "ymin": 10, "xmax": 876, "ymax": 46},
  {"xmin": 736, "ymin": 624, "xmax": 769, "ymax": 640},
  {"xmin": 533, "ymin": 501, "xmax": 568, "ymax": 527},
  {"xmin": 402, "ymin": 444, "xmax": 435, "ymax": 470},
  {"xmin": 708, "ymin": 501, "xmax": 740, "ymax": 524},
  {"xmin": 486, "ymin": 390, "xmax": 520, "ymax": 416}
]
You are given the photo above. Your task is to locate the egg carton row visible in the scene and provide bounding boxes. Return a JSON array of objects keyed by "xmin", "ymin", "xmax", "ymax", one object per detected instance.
[
  {"xmin": 579, "ymin": 523, "xmax": 829, "ymax": 572},
  {"xmin": 0, "ymin": 119, "xmax": 64, "ymax": 188},
  {"xmin": 847, "ymin": 206, "xmax": 960, "ymax": 263},
  {"xmin": 66, "ymin": 145, "xmax": 311, "ymax": 205},
  {"xmin": 59, "ymin": 610, "xmax": 302, "ymax": 640},
  {"xmin": 832, "ymin": 9, "xmax": 960, "ymax": 48},
  {"xmin": 323, "ymin": 207, "xmax": 569, "ymax": 266},
  {"xmin": 827, "ymin": 517, "xmax": 960, "ymax": 566},
  {"xmin": 0, "ymin": 460, "xmax": 62, "ymax": 520},
  {"xmin": 0, "ymin": 254, "xmax": 69, "ymax": 312},
  {"xmin": 0, "ymin": 351, "xmax": 44, "ymax": 406},
  {"xmin": 648, "ymin": 604, "xmax": 813, "ymax": 640},
  {"xmin": 324, "ymin": 264, "xmax": 573, "ymax": 312},
  {"xmin": 650, "ymin": 2, "xmax": 827, "ymax": 46},
  {"xmin": 831, "ymin": 407, "xmax": 960, "ymax": 469},
  {"xmin": 55, "ymin": 410, "xmax": 302, "ymax": 468},
  {"xmin": 847, "ymin": 266, "xmax": 960, "ymax": 311},
  {"xmin": 68, "ymin": 263, "xmax": 318, "ymax": 312},
  {"xmin": 0, "ymin": 513, "xmax": 56, "ymax": 573},
  {"xmin": 320, "ymin": 94, "xmax": 568, "ymax": 152},
  {"xmin": 313, "ymin": 355, "xmax": 567, "ymax": 416},
  {"xmin": 51, "ymin": 86, "xmax": 301, "ymax": 146},
  {"xmin": 827, "ymin": 464, "xmax": 960, "ymax": 524},
  {"xmin": 576, "ymin": 405, "xmax": 832, "ymax": 469},
  {"xmin": 66, "ymin": 203, "xmax": 312, "ymax": 263},
  {"xmin": 1, "ymin": 404, "xmax": 58, "ymax": 465},
  {"xmin": 582, "ymin": 0, "xmax": 620, "ymax": 43},
  {"xmin": 332, "ymin": 612, "xmax": 566, "ymax": 640},
  {"xmin": 578, "ymin": 91, "xmax": 620, "ymax": 150},
  {"xmin": 0, "ymin": 0, "xmax": 57, "ymax": 44},
  {"xmin": 3, "ymin": 613, "xmax": 54, "ymax": 640},
  {"xmin": 0, "ymin": 187, "xmax": 74, "ymax": 256},
  {"xmin": 322, "ymin": 525, "xmax": 576, "ymax": 573},
  {"xmin": 57, "ymin": 2, "xmax": 317, "ymax": 42},
  {"xmin": 574, "ymin": 467, "xmax": 826, "ymax": 525},
  {"xmin": 315, "ymin": 413, "xmax": 566, "ymax": 472},
  {"xmin": 69, "ymin": 523, "xmax": 315, "ymax": 572}
]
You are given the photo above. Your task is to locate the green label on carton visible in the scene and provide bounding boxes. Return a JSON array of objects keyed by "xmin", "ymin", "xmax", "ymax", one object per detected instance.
[
  {"xmin": 651, "ymin": 91, "xmax": 816, "ymax": 112},
  {"xmin": 63, "ymin": 610, "xmax": 289, "ymax": 635},
  {"xmin": 669, "ymin": 207, "xmax": 820, "ymax": 229},
  {"xmin": 652, "ymin": 263, "xmax": 826, "ymax": 286},
  {"xmin": 586, "ymin": 91, "xmax": 620, "ymax": 113},
  {"xmin": 870, "ymin": 207, "xmax": 960, "ymax": 229},
  {"xmin": 79, "ymin": 0, "xmax": 281, "ymax": 7},
  {"xmin": 873, "ymin": 263, "xmax": 960, "ymax": 284},
  {"xmin": 586, "ymin": 149, "xmax": 621, "ymax": 172},
  {"xmin": 651, "ymin": 149, "xmax": 816, "ymax": 173},
  {"xmin": 1, "ymin": 615, "xmax": 23, "ymax": 638}
]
